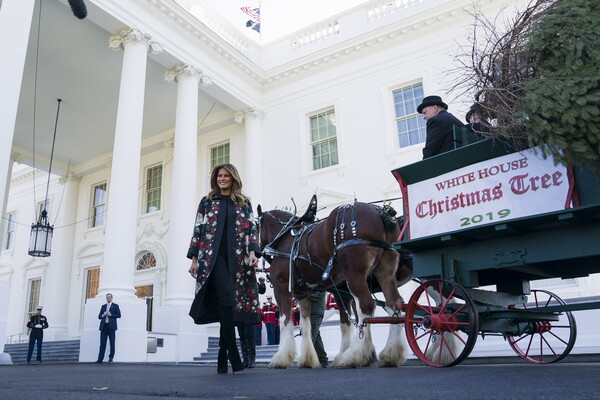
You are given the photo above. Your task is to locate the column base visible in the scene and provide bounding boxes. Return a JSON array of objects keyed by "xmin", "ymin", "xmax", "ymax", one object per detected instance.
[
  {"xmin": 79, "ymin": 295, "xmax": 147, "ymax": 362},
  {"xmin": 150, "ymin": 304, "xmax": 208, "ymax": 362}
]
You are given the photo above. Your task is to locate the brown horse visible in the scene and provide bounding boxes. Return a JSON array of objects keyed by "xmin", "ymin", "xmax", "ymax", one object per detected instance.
[{"xmin": 257, "ymin": 198, "xmax": 412, "ymax": 368}]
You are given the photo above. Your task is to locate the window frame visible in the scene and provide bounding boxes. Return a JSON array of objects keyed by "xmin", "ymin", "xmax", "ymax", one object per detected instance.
[
  {"xmin": 210, "ymin": 142, "xmax": 231, "ymax": 170},
  {"xmin": 4, "ymin": 211, "xmax": 17, "ymax": 250},
  {"xmin": 392, "ymin": 81, "xmax": 427, "ymax": 149},
  {"xmin": 308, "ymin": 107, "xmax": 339, "ymax": 171},
  {"xmin": 90, "ymin": 182, "xmax": 107, "ymax": 228},
  {"xmin": 144, "ymin": 164, "xmax": 163, "ymax": 214}
]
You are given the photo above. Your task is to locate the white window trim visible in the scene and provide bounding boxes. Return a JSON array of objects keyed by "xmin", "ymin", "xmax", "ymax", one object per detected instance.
[
  {"xmin": 89, "ymin": 181, "xmax": 108, "ymax": 229},
  {"xmin": 381, "ymin": 76, "xmax": 431, "ymax": 160},
  {"xmin": 3, "ymin": 210, "xmax": 18, "ymax": 253},
  {"xmin": 209, "ymin": 140, "xmax": 231, "ymax": 170},
  {"xmin": 144, "ymin": 163, "xmax": 163, "ymax": 215},
  {"xmin": 299, "ymin": 100, "xmax": 345, "ymax": 178}
]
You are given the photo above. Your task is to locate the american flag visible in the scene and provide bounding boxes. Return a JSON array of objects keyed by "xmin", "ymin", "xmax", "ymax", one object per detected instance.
[{"xmin": 240, "ymin": 6, "xmax": 261, "ymax": 23}]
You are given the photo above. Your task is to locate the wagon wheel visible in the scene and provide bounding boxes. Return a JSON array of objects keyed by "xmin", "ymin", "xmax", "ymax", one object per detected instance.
[
  {"xmin": 405, "ymin": 279, "xmax": 479, "ymax": 367},
  {"xmin": 506, "ymin": 289, "xmax": 577, "ymax": 364}
]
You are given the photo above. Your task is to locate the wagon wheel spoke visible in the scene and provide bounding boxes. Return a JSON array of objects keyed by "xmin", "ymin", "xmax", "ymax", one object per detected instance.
[
  {"xmin": 405, "ymin": 279, "xmax": 479, "ymax": 368},
  {"xmin": 506, "ymin": 289, "xmax": 577, "ymax": 364}
]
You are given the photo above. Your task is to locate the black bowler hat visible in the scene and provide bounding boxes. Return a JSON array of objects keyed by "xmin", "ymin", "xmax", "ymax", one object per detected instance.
[{"xmin": 416, "ymin": 95, "xmax": 448, "ymax": 114}]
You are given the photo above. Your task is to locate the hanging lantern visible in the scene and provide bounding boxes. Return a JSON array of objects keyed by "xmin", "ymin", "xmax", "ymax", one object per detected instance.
[{"xmin": 29, "ymin": 209, "xmax": 54, "ymax": 257}]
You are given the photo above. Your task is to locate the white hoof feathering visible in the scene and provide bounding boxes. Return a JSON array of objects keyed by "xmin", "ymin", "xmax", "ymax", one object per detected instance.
[
  {"xmin": 333, "ymin": 323, "xmax": 353, "ymax": 366},
  {"xmin": 334, "ymin": 322, "xmax": 377, "ymax": 368},
  {"xmin": 298, "ymin": 316, "xmax": 321, "ymax": 368},
  {"xmin": 378, "ymin": 322, "xmax": 407, "ymax": 367},
  {"xmin": 268, "ymin": 321, "xmax": 296, "ymax": 368}
]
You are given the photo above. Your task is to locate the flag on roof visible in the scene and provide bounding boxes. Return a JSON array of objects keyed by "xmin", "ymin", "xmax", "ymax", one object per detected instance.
[{"xmin": 241, "ymin": 6, "xmax": 261, "ymax": 33}]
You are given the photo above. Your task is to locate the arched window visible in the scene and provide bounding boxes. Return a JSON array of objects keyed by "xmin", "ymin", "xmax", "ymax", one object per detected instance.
[{"xmin": 137, "ymin": 252, "xmax": 156, "ymax": 270}]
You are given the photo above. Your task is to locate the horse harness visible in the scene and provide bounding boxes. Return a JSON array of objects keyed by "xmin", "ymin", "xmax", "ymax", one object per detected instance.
[{"xmin": 262, "ymin": 204, "xmax": 396, "ymax": 291}]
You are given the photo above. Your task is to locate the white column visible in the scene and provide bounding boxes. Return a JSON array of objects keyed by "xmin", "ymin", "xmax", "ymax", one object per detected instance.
[
  {"xmin": 235, "ymin": 108, "xmax": 265, "ymax": 207},
  {"xmin": 0, "ymin": 0, "xmax": 36, "ymax": 239},
  {"xmin": 79, "ymin": 29, "xmax": 162, "ymax": 362},
  {"xmin": 151, "ymin": 65, "xmax": 215, "ymax": 361},
  {"xmin": 43, "ymin": 172, "xmax": 80, "ymax": 341},
  {"xmin": 163, "ymin": 65, "xmax": 204, "ymax": 306}
]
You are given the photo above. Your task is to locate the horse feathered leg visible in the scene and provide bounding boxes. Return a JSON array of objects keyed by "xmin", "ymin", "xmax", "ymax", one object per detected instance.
[
  {"xmin": 335, "ymin": 293, "xmax": 377, "ymax": 368},
  {"xmin": 268, "ymin": 285, "xmax": 295, "ymax": 369},
  {"xmin": 333, "ymin": 295, "xmax": 354, "ymax": 366},
  {"xmin": 268, "ymin": 315, "xmax": 296, "ymax": 369},
  {"xmin": 297, "ymin": 297, "xmax": 321, "ymax": 368},
  {"xmin": 374, "ymin": 250, "xmax": 407, "ymax": 367}
]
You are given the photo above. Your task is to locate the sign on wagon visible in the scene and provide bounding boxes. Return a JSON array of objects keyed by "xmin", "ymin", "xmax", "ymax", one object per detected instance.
[{"xmin": 407, "ymin": 148, "xmax": 570, "ymax": 239}]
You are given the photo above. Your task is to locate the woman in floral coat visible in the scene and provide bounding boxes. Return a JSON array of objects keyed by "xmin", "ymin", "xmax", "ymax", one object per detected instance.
[{"xmin": 188, "ymin": 163, "xmax": 262, "ymax": 374}]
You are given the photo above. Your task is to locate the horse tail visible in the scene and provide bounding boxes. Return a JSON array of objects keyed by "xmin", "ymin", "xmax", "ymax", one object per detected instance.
[{"xmin": 380, "ymin": 204, "xmax": 398, "ymax": 232}]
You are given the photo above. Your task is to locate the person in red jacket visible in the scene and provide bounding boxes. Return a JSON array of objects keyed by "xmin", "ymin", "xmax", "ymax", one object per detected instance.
[{"xmin": 261, "ymin": 296, "xmax": 278, "ymax": 345}]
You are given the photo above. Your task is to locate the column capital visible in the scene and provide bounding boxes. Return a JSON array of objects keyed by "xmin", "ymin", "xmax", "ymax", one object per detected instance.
[
  {"xmin": 164, "ymin": 64, "xmax": 212, "ymax": 86},
  {"xmin": 10, "ymin": 151, "xmax": 23, "ymax": 164},
  {"xmin": 163, "ymin": 134, "xmax": 175, "ymax": 149},
  {"xmin": 109, "ymin": 28, "xmax": 163, "ymax": 54},
  {"xmin": 234, "ymin": 107, "xmax": 264, "ymax": 124},
  {"xmin": 59, "ymin": 171, "xmax": 82, "ymax": 185}
]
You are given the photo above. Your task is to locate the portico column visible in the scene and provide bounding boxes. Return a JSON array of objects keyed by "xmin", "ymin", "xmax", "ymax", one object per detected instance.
[
  {"xmin": 163, "ymin": 65, "xmax": 211, "ymax": 306},
  {"xmin": 79, "ymin": 29, "xmax": 162, "ymax": 362},
  {"xmin": 43, "ymin": 171, "xmax": 80, "ymax": 341},
  {"xmin": 235, "ymin": 108, "xmax": 265, "ymax": 207},
  {"xmin": 151, "ymin": 65, "xmax": 213, "ymax": 361},
  {"xmin": 0, "ymin": 0, "xmax": 36, "ymax": 240},
  {"xmin": 100, "ymin": 29, "xmax": 162, "ymax": 297}
]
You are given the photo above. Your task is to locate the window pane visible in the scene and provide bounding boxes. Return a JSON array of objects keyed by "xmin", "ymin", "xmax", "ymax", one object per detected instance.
[
  {"xmin": 145, "ymin": 165, "xmax": 162, "ymax": 213},
  {"xmin": 393, "ymin": 82, "xmax": 425, "ymax": 148},
  {"xmin": 4, "ymin": 212, "xmax": 16, "ymax": 250},
  {"xmin": 85, "ymin": 268, "xmax": 100, "ymax": 302},
  {"xmin": 210, "ymin": 143, "xmax": 230, "ymax": 169},
  {"xmin": 91, "ymin": 183, "xmax": 107, "ymax": 228},
  {"xmin": 28, "ymin": 279, "xmax": 41, "ymax": 314}
]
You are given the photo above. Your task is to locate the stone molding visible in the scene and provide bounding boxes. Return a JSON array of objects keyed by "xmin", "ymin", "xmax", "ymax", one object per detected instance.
[
  {"xmin": 164, "ymin": 64, "xmax": 212, "ymax": 86},
  {"xmin": 109, "ymin": 28, "xmax": 163, "ymax": 54},
  {"xmin": 234, "ymin": 108, "xmax": 264, "ymax": 124}
]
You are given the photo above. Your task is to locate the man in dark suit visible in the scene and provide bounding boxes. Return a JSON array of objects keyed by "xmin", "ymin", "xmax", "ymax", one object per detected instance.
[
  {"xmin": 417, "ymin": 95, "xmax": 464, "ymax": 159},
  {"xmin": 26, "ymin": 306, "xmax": 49, "ymax": 364},
  {"xmin": 96, "ymin": 293, "xmax": 121, "ymax": 363}
]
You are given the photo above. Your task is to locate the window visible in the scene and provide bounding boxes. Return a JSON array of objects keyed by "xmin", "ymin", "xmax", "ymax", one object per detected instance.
[
  {"xmin": 27, "ymin": 278, "xmax": 41, "ymax": 315},
  {"xmin": 85, "ymin": 268, "xmax": 100, "ymax": 302},
  {"xmin": 91, "ymin": 183, "xmax": 107, "ymax": 228},
  {"xmin": 4, "ymin": 212, "xmax": 16, "ymax": 250},
  {"xmin": 393, "ymin": 82, "xmax": 427, "ymax": 148},
  {"xmin": 137, "ymin": 252, "xmax": 157, "ymax": 270},
  {"xmin": 210, "ymin": 143, "xmax": 230, "ymax": 169},
  {"xmin": 310, "ymin": 109, "xmax": 339, "ymax": 170},
  {"xmin": 145, "ymin": 165, "xmax": 162, "ymax": 213}
]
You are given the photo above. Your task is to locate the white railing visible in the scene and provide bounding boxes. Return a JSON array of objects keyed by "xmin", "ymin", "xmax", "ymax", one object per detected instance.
[
  {"xmin": 367, "ymin": 0, "xmax": 424, "ymax": 20},
  {"xmin": 291, "ymin": 20, "xmax": 340, "ymax": 50},
  {"xmin": 5, "ymin": 332, "xmax": 28, "ymax": 344}
]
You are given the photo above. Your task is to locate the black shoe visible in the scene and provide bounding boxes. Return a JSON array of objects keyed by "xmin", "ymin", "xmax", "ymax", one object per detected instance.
[
  {"xmin": 217, "ymin": 338, "xmax": 228, "ymax": 374},
  {"xmin": 27, "ymin": 361, "xmax": 30, "ymax": 364},
  {"xmin": 108, "ymin": 358, "xmax": 113, "ymax": 363},
  {"xmin": 37, "ymin": 361, "xmax": 42, "ymax": 364},
  {"xmin": 95, "ymin": 359, "xmax": 103, "ymax": 363}
]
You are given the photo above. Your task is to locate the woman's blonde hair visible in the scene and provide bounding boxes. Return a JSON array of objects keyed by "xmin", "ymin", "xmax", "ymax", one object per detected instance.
[{"xmin": 208, "ymin": 163, "xmax": 249, "ymax": 205}]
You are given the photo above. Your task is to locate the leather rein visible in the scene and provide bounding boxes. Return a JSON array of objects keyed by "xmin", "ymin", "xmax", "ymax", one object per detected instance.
[{"xmin": 259, "ymin": 205, "xmax": 396, "ymax": 290}]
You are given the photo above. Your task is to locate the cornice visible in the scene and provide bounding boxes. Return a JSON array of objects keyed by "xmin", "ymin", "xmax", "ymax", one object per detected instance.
[{"xmin": 137, "ymin": 0, "xmax": 508, "ymax": 90}]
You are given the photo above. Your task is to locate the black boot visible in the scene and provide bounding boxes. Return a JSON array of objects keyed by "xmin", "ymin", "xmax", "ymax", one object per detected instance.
[
  {"xmin": 247, "ymin": 335, "xmax": 256, "ymax": 368},
  {"xmin": 217, "ymin": 337, "xmax": 228, "ymax": 374},
  {"xmin": 219, "ymin": 306, "xmax": 244, "ymax": 373},
  {"xmin": 239, "ymin": 335, "xmax": 249, "ymax": 368}
]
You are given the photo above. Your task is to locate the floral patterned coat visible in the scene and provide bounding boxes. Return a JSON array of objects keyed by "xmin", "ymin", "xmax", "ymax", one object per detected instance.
[{"xmin": 187, "ymin": 195, "xmax": 262, "ymax": 325}]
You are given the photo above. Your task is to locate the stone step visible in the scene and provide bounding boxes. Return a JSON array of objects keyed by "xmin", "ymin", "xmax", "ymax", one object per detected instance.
[
  {"xmin": 194, "ymin": 337, "xmax": 279, "ymax": 365},
  {"xmin": 4, "ymin": 340, "xmax": 80, "ymax": 364}
]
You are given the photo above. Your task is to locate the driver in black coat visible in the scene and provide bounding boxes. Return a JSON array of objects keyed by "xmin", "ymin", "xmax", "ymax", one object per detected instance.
[{"xmin": 417, "ymin": 95, "xmax": 464, "ymax": 159}]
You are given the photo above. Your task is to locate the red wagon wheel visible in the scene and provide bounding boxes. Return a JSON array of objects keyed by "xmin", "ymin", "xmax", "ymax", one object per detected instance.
[
  {"xmin": 405, "ymin": 279, "xmax": 479, "ymax": 367},
  {"xmin": 506, "ymin": 289, "xmax": 577, "ymax": 364}
]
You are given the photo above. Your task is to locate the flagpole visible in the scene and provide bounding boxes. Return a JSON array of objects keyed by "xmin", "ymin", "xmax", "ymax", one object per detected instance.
[{"xmin": 258, "ymin": 0, "xmax": 262, "ymax": 45}]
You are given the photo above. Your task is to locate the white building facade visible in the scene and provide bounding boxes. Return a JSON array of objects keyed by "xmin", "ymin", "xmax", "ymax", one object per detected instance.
[{"xmin": 2, "ymin": 0, "xmax": 598, "ymax": 362}]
